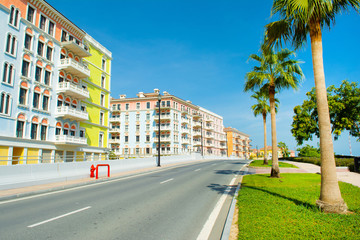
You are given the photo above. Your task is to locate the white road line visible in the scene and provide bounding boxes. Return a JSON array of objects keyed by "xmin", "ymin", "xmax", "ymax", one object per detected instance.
[
  {"xmin": 27, "ymin": 206, "xmax": 91, "ymax": 228},
  {"xmin": 197, "ymin": 177, "xmax": 236, "ymax": 240},
  {"xmin": 195, "ymin": 169, "xmax": 201, "ymax": 172},
  {"xmin": 160, "ymin": 178, "xmax": 174, "ymax": 184}
]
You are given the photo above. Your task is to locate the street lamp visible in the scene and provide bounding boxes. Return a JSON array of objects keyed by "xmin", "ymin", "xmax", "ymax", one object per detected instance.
[{"xmin": 157, "ymin": 94, "xmax": 161, "ymax": 167}]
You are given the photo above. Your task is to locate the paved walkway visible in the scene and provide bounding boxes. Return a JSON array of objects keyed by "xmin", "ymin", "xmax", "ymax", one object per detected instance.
[{"xmin": 249, "ymin": 160, "xmax": 360, "ymax": 188}]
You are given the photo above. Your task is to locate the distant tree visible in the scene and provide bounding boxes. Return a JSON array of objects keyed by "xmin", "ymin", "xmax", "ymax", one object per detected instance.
[
  {"xmin": 251, "ymin": 91, "xmax": 279, "ymax": 165},
  {"xmin": 278, "ymin": 141, "xmax": 290, "ymax": 158},
  {"xmin": 292, "ymin": 80, "xmax": 360, "ymax": 145},
  {"xmin": 109, "ymin": 150, "xmax": 117, "ymax": 160},
  {"xmin": 297, "ymin": 144, "xmax": 320, "ymax": 158},
  {"xmin": 245, "ymin": 42, "xmax": 303, "ymax": 178}
]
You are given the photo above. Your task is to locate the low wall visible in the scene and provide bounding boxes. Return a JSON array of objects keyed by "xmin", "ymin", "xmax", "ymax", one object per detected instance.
[{"xmin": 0, "ymin": 153, "xmax": 231, "ymax": 190}]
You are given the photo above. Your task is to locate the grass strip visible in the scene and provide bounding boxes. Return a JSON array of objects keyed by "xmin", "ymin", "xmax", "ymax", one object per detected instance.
[
  {"xmin": 249, "ymin": 160, "xmax": 298, "ymax": 168},
  {"xmin": 237, "ymin": 174, "xmax": 360, "ymax": 239}
]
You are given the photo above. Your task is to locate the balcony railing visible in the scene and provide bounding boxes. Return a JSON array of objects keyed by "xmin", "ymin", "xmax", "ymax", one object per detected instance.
[
  {"xmin": 109, "ymin": 128, "xmax": 121, "ymax": 133},
  {"xmin": 55, "ymin": 135, "xmax": 87, "ymax": 145},
  {"xmin": 155, "ymin": 114, "xmax": 171, "ymax": 120},
  {"xmin": 61, "ymin": 37, "xmax": 91, "ymax": 57},
  {"xmin": 109, "ymin": 139, "xmax": 120, "ymax": 144},
  {"xmin": 193, "ymin": 130, "xmax": 201, "ymax": 136},
  {"xmin": 192, "ymin": 121, "xmax": 201, "ymax": 127},
  {"xmin": 57, "ymin": 82, "xmax": 89, "ymax": 99},
  {"xmin": 193, "ymin": 140, "xmax": 201, "ymax": 146},
  {"xmin": 181, "ymin": 138, "xmax": 190, "ymax": 144},
  {"xmin": 154, "ymin": 136, "xmax": 171, "ymax": 142},
  {"xmin": 59, "ymin": 58, "xmax": 90, "ymax": 79},
  {"xmin": 56, "ymin": 106, "xmax": 88, "ymax": 121},
  {"xmin": 154, "ymin": 125, "xmax": 172, "ymax": 131},
  {"xmin": 111, "ymin": 105, "xmax": 121, "ymax": 112},
  {"xmin": 109, "ymin": 117, "xmax": 121, "ymax": 122}
]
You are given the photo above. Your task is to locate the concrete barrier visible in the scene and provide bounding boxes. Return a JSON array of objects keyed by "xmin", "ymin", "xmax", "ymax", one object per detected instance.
[{"xmin": 0, "ymin": 153, "xmax": 234, "ymax": 190}]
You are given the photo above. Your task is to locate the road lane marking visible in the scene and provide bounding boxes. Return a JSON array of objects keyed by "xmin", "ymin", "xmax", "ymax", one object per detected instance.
[
  {"xmin": 197, "ymin": 177, "xmax": 236, "ymax": 240},
  {"xmin": 195, "ymin": 168, "xmax": 201, "ymax": 172},
  {"xmin": 160, "ymin": 178, "xmax": 174, "ymax": 184},
  {"xmin": 27, "ymin": 206, "xmax": 91, "ymax": 228}
]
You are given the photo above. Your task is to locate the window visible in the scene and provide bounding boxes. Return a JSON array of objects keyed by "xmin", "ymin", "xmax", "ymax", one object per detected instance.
[
  {"xmin": 125, "ymin": 103, "xmax": 129, "ymax": 110},
  {"xmin": 101, "ymin": 76, "xmax": 105, "ymax": 88},
  {"xmin": 26, "ymin": 5, "xmax": 35, "ymax": 23},
  {"xmin": 136, "ymin": 136, "xmax": 140, "ymax": 142},
  {"xmin": 40, "ymin": 124, "xmax": 47, "ymax": 140},
  {"xmin": 102, "ymin": 58, "xmax": 106, "ymax": 70},
  {"xmin": 9, "ymin": 6, "xmax": 20, "ymax": 28},
  {"xmin": 32, "ymin": 91, "xmax": 40, "ymax": 109},
  {"xmin": 48, "ymin": 21, "xmax": 55, "ymax": 36},
  {"xmin": 30, "ymin": 122, "xmax": 38, "ymax": 139},
  {"xmin": 39, "ymin": 15, "xmax": 46, "ymax": 31},
  {"xmin": 55, "ymin": 126, "xmax": 61, "ymax": 135},
  {"xmin": 19, "ymin": 86, "xmax": 28, "ymax": 105},
  {"xmin": 146, "ymin": 102, "xmax": 150, "ymax": 109},
  {"xmin": 100, "ymin": 93, "xmax": 105, "ymax": 106},
  {"xmin": 135, "ymin": 148, "xmax": 139, "ymax": 154},
  {"xmin": 37, "ymin": 41, "xmax": 44, "ymax": 56},
  {"xmin": 100, "ymin": 112, "xmax": 104, "ymax": 125},
  {"xmin": 0, "ymin": 92, "xmax": 11, "ymax": 115},
  {"xmin": 146, "ymin": 148, "xmax": 150, "ymax": 154},
  {"xmin": 125, "ymin": 125, "xmax": 129, "ymax": 132},
  {"xmin": 42, "ymin": 95, "xmax": 49, "ymax": 111},
  {"xmin": 125, "ymin": 115, "xmax": 129, "ymax": 122},
  {"xmin": 125, "ymin": 136, "xmax": 129, "ymax": 143},
  {"xmin": 2, "ymin": 63, "xmax": 14, "ymax": 85},
  {"xmin": 46, "ymin": 46, "xmax": 53, "ymax": 61},
  {"xmin": 35, "ymin": 66, "xmax": 42, "ymax": 82},
  {"xmin": 146, "ymin": 124, "xmax": 150, "ymax": 131},
  {"xmin": 167, "ymin": 101, "xmax": 170, "ymax": 107},
  {"xmin": 99, "ymin": 133, "xmax": 103, "ymax": 147},
  {"xmin": 5, "ymin": 34, "xmax": 17, "ymax": 56},
  {"xmin": 136, "ymin": 125, "xmax": 140, "ymax": 131},
  {"xmin": 24, "ymin": 34, "xmax": 32, "ymax": 50},
  {"xmin": 124, "ymin": 148, "xmax": 129, "ymax": 154},
  {"xmin": 146, "ymin": 113, "xmax": 150, "ymax": 120},
  {"xmin": 16, "ymin": 119, "xmax": 24, "ymax": 138},
  {"xmin": 79, "ymin": 129, "xmax": 85, "ymax": 138},
  {"xmin": 136, "ymin": 114, "xmax": 140, "ymax": 121},
  {"xmin": 61, "ymin": 30, "xmax": 67, "ymax": 42},
  {"xmin": 44, "ymin": 70, "xmax": 51, "ymax": 85},
  {"xmin": 21, "ymin": 60, "xmax": 30, "ymax": 77},
  {"xmin": 146, "ymin": 135, "xmax": 150, "ymax": 142},
  {"xmin": 136, "ymin": 102, "xmax": 140, "ymax": 109}
]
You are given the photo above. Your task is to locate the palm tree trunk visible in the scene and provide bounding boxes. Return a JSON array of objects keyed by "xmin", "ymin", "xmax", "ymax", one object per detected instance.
[
  {"xmin": 269, "ymin": 86, "xmax": 280, "ymax": 177},
  {"xmin": 262, "ymin": 112, "xmax": 268, "ymax": 165},
  {"xmin": 309, "ymin": 20, "xmax": 347, "ymax": 213}
]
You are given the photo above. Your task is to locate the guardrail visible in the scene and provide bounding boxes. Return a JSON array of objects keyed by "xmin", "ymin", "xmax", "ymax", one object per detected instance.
[{"xmin": 96, "ymin": 164, "xmax": 110, "ymax": 179}]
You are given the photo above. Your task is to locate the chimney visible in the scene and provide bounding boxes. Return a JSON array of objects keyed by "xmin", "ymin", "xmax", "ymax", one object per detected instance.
[
  {"xmin": 163, "ymin": 91, "xmax": 170, "ymax": 95},
  {"xmin": 138, "ymin": 92, "xmax": 145, "ymax": 98},
  {"xmin": 154, "ymin": 88, "xmax": 160, "ymax": 94},
  {"xmin": 120, "ymin": 94, "xmax": 126, "ymax": 99}
]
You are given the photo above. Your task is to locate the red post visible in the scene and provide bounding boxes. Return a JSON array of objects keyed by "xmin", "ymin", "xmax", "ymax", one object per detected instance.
[
  {"xmin": 95, "ymin": 164, "xmax": 110, "ymax": 179},
  {"xmin": 90, "ymin": 164, "xmax": 95, "ymax": 178}
]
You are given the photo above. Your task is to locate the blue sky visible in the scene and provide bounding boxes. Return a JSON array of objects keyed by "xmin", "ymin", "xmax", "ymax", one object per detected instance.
[{"xmin": 48, "ymin": 0, "xmax": 360, "ymax": 155}]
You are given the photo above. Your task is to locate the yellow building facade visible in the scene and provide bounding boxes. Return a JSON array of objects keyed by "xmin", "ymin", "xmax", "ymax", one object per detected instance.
[{"xmin": 224, "ymin": 127, "xmax": 251, "ymax": 159}]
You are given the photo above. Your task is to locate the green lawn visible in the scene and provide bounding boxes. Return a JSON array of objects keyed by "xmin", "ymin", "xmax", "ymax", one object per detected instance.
[
  {"xmin": 249, "ymin": 160, "xmax": 298, "ymax": 168},
  {"xmin": 237, "ymin": 174, "xmax": 360, "ymax": 239}
]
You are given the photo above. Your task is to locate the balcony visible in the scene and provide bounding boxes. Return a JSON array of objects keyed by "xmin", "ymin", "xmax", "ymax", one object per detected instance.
[
  {"xmin": 59, "ymin": 58, "xmax": 90, "ymax": 79},
  {"xmin": 61, "ymin": 37, "xmax": 91, "ymax": 58},
  {"xmin": 181, "ymin": 138, "xmax": 190, "ymax": 144},
  {"xmin": 154, "ymin": 136, "xmax": 171, "ymax": 142},
  {"xmin": 109, "ymin": 116, "xmax": 121, "ymax": 122},
  {"xmin": 55, "ymin": 135, "xmax": 87, "ymax": 145},
  {"xmin": 205, "ymin": 142, "xmax": 214, "ymax": 147},
  {"xmin": 181, "ymin": 128, "xmax": 190, "ymax": 134},
  {"xmin": 109, "ymin": 139, "xmax": 120, "ymax": 144},
  {"xmin": 154, "ymin": 125, "xmax": 172, "ymax": 131},
  {"xmin": 111, "ymin": 105, "xmax": 121, "ymax": 112},
  {"xmin": 205, "ymin": 133, "xmax": 214, "ymax": 139},
  {"xmin": 204, "ymin": 124, "xmax": 214, "ymax": 130},
  {"xmin": 154, "ymin": 114, "xmax": 171, "ymax": 121},
  {"xmin": 56, "ymin": 106, "xmax": 88, "ymax": 121},
  {"xmin": 193, "ymin": 130, "xmax": 201, "ymax": 136},
  {"xmin": 57, "ymin": 82, "xmax": 89, "ymax": 99},
  {"xmin": 192, "ymin": 121, "xmax": 202, "ymax": 128},
  {"xmin": 193, "ymin": 113, "xmax": 202, "ymax": 119},
  {"xmin": 193, "ymin": 139, "xmax": 201, "ymax": 146},
  {"xmin": 109, "ymin": 128, "xmax": 121, "ymax": 133}
]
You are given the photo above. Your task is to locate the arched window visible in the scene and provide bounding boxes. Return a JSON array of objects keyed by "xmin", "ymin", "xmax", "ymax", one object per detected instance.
[
  {"xmin": 0, "ymin": 92, "xmax": 11, "ymax": 115},
  {"xmin": 55, "ymin": 122, "xmax": 62, "ymax": 135},
  {"xmin": 71, "ymin": 100, "xmax": 77, "ymax": 109},
  {"xmin": 63, "ymin": 123, "xmax": 69, "ymax": 135},
  {"xmin": 42, "ymin": 89, "xmax": 50, "ymax": 111},
  {"xmin": 19, "ymin": 81, "xmax": 28, "ymax": 106},
  {"xmin": 32, "ymin": 86, "xmax": 41, "ymax": 109},
  {"xmin": 70, "ymin": 124, "xmax": 76, "ymax": 136},
  {"xmin": 9, "ymin": 6, "xmax": 20, "ymax": 28},
  {"xmin": 16, "ymin": 114, "xmax": 25, "ymax": 138},
  {"xmin": 5, "ymin": 33, "xmax": 17, "ymax": 56},
  {"xmin": 2, "ymin": 62, "xmax": 14, "ymax": 85},
  {"xmin": 30, "ymin": 116, "xmax": 39, "ymax": 140},
  {"xmin": 64, "ymin": 97, "xmax": 71, "ymax": 107},
  {"xmin": 57, "ymin": 95, "xmax": 64, "ymax": 107},
  {"xmin": 40, "ymin": 118, "xmax": 48, "ymax": 141}
]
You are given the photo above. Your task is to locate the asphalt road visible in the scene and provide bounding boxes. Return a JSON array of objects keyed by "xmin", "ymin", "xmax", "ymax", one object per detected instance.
[{"xmin": 0, "ymin": 159, "xmax": 249, "ymax": 240}]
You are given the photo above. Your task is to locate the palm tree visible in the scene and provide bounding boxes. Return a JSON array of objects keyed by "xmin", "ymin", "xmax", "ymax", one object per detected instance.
[
  {"xmin": 251, "ymin": 91, "xmax": 279, "ymax": 165},
  {"xmin": 245, "ymin": 43, "xmax": 303, "ymax": 178},
  {"xmin": 265, "ymin": 0, "xmax": 359, "ymax": 214}
]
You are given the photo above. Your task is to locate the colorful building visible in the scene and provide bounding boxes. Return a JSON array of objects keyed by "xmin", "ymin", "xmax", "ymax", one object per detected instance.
[
  {"xmin": 224, "ymin": 127, "xmax": 251, "ymax": 158},
  {"xmin": 0, "ymin": 0, "xmax": 111, "ymax": 165},
  {"xmin": 109, "ymin": 89, "xmax": 227, "ymax": 157}
]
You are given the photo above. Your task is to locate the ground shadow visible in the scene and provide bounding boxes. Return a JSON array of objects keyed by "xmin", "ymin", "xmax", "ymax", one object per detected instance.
[
  {"xmin": 243, "ymin": 184, "xmax": 318, "ymax": 211},
  {"xmin": 214, "ymin": 169, "xmax": 254, "ymax": 175},
  {"xmin": 207, "ymin": 183, "xmax": 237, "ymax": 196}
]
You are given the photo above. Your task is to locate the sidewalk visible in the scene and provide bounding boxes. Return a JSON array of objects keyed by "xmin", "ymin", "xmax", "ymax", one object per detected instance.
[{"xmin": 250, "ymin": 160, "xmax": 360, "ymax": 188}]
